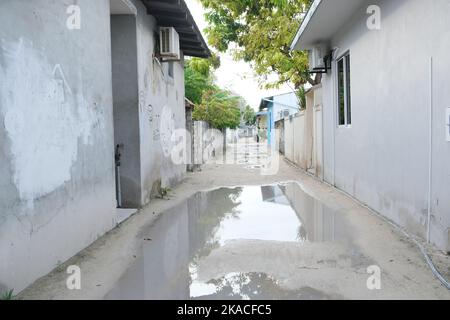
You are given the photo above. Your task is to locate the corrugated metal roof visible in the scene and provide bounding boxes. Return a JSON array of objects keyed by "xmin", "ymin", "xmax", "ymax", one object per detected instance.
[{"xmin": 141, "ymin": 0, "xmax": 211, "ymax": 58}]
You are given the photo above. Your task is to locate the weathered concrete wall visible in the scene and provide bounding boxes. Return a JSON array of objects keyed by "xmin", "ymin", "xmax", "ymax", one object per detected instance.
[
  {"xmin": 274, "ymin": 121, "xmax": 285, "ymax": 155},
  {"xmin": 284, "ymin": 117, "xmax": 294, "ymax": 161},
  {"xmin": 193, "ymin": 121, "xmax": 224, "ymax": 165},
  {"xmin": 283, "ymin": 86, "xmax": 323, "ymax": 178},
  {"xmin": 285, "ymin": 113, "xmax": 306, "ymax": 168},
  {"xmin": 111, "ymin": 14, "xmax": 141, "ymax": 208},
  {"xmin": 0, "ymin": 0, "xmax": 116, "ymax": 292},
  {"xmin": 185, "ymin": 105, "xmax": 195, "ymax": 172},
  {"xmin": 0, "ymin": 0, "xmax": 191, "ymax": 294},
  {"xmin": 131, "ymin": 0, "xmax": 186, "ymax": 204},
  {"xmin": 320, "ymin": 0, "xmax": 450, "ymax": 250},
  {"xmin": 293, "ymin": 114, "xmax": 305, "ymax": 166},
  {"xmin": 312, "ymin": 87, "xmax": 324, "ymax": 179}
]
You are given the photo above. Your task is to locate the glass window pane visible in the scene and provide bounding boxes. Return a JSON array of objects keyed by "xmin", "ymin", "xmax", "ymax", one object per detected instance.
[
  {"xmin": 346, "ymin": 54, "xmax": 351, "ymax": 125},
  {"xmin": 338, "ymin": 58, "xmax": 345, "ymax": 125}
]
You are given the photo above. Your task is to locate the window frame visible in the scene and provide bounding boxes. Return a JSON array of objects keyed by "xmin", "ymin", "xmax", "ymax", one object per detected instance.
[{"xmin": 336, "ymin": 51, "xmax": 351, "ymax": 128}]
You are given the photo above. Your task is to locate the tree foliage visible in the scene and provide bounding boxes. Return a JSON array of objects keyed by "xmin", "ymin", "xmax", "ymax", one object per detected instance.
[
  {"xmin": 242, "ymin": 105, "xmax": 256, "ymax": 126},
  {"xmin": 185, "ymin": 54, "xmax": 244, "ymax": 130},
  {"xmin": 193, "ymin": 89, "xmax": 241, "ymax": 130},
  {"xmin": 185, "ymin": 56, "xmax": 219, "ymax": 105},
  {"xmin": 199, "ymin": 0, "xmax": 317, "ymax": 90}
]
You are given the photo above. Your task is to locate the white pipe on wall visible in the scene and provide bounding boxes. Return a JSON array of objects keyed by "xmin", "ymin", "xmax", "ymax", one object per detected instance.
[
  {"xmin": 427, "ymin": 57, "xmax": 433, "ymax": 244},
  {"xmin": 321, "ymin": 100, "xmax": 325, "ymax": 181},
  {"xmin": 332, "ymin": 59, "xmax": 337, "ymax": 186},
  {"xmin": 331, "ymin": 48, "xmax": 340, "ymax": 187}
]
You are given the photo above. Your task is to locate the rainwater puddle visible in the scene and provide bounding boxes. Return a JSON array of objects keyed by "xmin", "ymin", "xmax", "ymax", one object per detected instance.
[{"xmin": 105, "ymin": 183, "xmax": 367, "ymax": 300}]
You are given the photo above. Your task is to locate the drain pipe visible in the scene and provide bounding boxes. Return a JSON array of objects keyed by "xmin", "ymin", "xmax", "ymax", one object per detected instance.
[
  {"xmin": 321, "ymin": 97, "xmax": 325, "ymax": 181},
  {"xmin": 115, "ymin": 144, "xmax": 124, "ymax": 208},
  {"xmin": 332, "ymin": 57, "xmax": 337, "ymax": 186},
  {"xmin": 427, "ymin": 57, "xmax": 433, "ymax": 244},
  {"xmin": 330, "ymin": 47, "xmax": 341, "ymax": 186}
]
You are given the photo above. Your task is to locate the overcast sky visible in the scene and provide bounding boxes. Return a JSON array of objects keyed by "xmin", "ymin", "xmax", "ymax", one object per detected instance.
[{"xmin": 185, "ymin": 0, "xmax": 293, "ymax": 110}]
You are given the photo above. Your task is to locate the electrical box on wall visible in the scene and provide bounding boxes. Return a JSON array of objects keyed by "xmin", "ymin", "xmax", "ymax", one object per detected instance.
[
  {"xmin": 309, "ymin": 45, "xmax": 326, "ymax": 71},
  {"xmin": 446, "ymin": 107, "xmax": 450, "ymax": 142},
  {"xmin": 308, "ymin": 44, "xmax": 331, "ymax": 74}
]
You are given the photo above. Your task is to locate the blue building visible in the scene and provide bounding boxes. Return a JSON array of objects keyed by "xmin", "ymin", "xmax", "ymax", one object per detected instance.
[{"xmin": 258, "ymin": 92, "xmax": 299, "ymax": 145}]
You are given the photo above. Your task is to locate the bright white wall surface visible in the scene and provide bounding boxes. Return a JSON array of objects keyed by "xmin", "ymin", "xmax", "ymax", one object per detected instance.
[{"xmin": 320, "ymin": 0, "xmax": 450, "ymax": 250}]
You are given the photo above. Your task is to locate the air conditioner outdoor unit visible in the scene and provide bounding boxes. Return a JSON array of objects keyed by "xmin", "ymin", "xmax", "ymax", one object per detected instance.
[
  {"xmin": 309, "ymin": 44, "xmax": 327, "ymax": 71},
  {"xmin": 159, "ymin": 27, "xmax": 180, "ymax": 61}
]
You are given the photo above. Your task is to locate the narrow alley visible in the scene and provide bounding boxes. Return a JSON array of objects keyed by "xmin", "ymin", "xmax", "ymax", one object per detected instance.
[
  {"xmin": 19, "ymin": 140, "xmax": 450, "ymax": 300},
  {"xmin": 2, "ymin": 0, "xmax": 450, "ymax": 305}
]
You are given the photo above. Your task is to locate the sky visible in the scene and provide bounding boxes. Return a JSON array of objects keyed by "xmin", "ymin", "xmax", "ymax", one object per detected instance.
[{"xmin": 185, "ymin": 0, "xmax": 293, "ymax": 110}]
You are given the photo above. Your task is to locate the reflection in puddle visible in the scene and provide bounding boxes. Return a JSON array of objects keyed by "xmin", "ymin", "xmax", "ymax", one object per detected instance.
[
  {"xmin": 213, "ymin": 186, "xmax": 301, "ymax": 245},
  {"xmin": 190, "ymin": 272, "xmax": 343, "ymax": 300},
  {"xmin": 105, "ymin": 183, "xmax": 360, "ymax": 300}
]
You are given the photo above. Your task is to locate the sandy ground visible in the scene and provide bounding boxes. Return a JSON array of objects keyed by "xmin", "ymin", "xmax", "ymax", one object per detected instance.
[{"xmin": 18, "ymin": 143, "xmax": 450, "ymax": 300}]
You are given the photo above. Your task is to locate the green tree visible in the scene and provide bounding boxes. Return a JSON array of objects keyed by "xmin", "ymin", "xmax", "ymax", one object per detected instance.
[
  {"xmin": 242, "ymin": 105, "xmax": 256, "ymax": 126},
  {"xmin": 199, "ymin": 0, "xmax": 318, "ymax": 94},
  {"xmin": 186, "ymin": 55, "xmax": 244, "ymax": 130},
  {"xmin": 185, "ymin": 55, "xmax": 221, "ymax": 104},
  {"xmin": 193, "ymin": 89, "xmax": 241, "ymax": 130}
]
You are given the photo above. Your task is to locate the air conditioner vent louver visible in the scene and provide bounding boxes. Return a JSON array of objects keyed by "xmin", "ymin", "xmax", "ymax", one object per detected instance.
[
  {"xmin": 161, "ymin": 29, "xmax": 170, "ymax": 53},
  {"xmin": 159, "ymin": 27, "xmax": 180, "ymax": 61}
]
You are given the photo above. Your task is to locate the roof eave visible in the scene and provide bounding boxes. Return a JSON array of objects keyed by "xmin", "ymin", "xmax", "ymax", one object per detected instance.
[
  {"xmin": 290, "ymin": 0, "xmax": 323, "ymax": 51},
  {"xmin": 142, "ymin": 0, "xmax": 211, "ymax": 58},
  {"xmin": 290, "ymin": 0, "xmax": 370, "ymax": 52}
]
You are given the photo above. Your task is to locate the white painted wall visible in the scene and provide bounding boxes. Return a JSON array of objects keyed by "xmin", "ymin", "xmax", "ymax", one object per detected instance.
[
  {"xmin": 320, "ymin": 0, "xmax": 450, "ymax": 251},
  {"xmin": 284, "ymin": 117, "xmax": 295, "ymax": 162},
  {"xmin": 293, "ymin": 114, "xmax": 305, "ymax": 166},
  {"xmin": 282, "ymin": 87, "xmax": 323, "ymax": 175}
]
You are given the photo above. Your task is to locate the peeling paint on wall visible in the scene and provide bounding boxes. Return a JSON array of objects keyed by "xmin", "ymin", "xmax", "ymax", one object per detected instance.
[{"xmin": 0, "ymin": 38, "xmax": 97, "ymax": 206}]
